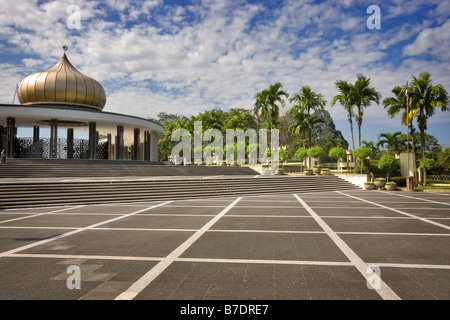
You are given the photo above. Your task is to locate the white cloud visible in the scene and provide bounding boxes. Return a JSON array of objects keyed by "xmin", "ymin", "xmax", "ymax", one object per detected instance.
[
  {"xmin": 403, "ymin": 20, "xmax": 450, "ymax": 62},
  {"xmin": 1, "ymin": 0, "xmax": 449, "ymax": 146}
]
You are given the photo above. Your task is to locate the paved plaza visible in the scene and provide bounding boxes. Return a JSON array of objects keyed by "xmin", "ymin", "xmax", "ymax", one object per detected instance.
[{"xmin": 0, "ymin": 188, "xmax": 449, "ymax": 302}]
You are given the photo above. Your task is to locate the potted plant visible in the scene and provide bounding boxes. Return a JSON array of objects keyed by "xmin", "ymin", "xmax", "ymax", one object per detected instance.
[
  {"xmin": 313, "ymin": 165, "xmax": 321, "ymax": 175},
  {"xmin": 374, "ymin": 177, "xmax": 386, "ymax": 189},
  {"xmin": 275, "ymin": 168, "xmax": 285, "ymax": 175},
  {"xmin": 385, "ymin": 181, "xmax": 397, "ymax": 191},
  {"xmin": 321, "ymin": 168, "xmax": 331, "ymax": 175},
  {"xmin": 364, "ymin": 181, "xmax": 376, "ymax": 190},
  {"xmin": 304, "ymin": 169, "xmax": 313, "ymax": 175}
]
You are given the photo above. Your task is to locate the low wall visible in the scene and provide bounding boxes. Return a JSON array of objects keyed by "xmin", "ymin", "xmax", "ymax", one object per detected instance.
[
  {"xmin": 335, "ymin": 174, "xmax": 370, "ymax": 189},
  {"xmin": 242, "ymin": 164, "xmax": 279, "ymax": 175}
]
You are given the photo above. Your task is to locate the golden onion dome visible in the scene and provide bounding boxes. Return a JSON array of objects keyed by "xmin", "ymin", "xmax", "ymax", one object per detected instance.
[{"xmin": 18, "ymin": 50, "xmax": 106, "ymax": 110}]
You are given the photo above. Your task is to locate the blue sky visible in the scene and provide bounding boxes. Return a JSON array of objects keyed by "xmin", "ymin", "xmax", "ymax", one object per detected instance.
[{"xmin": 1, "ymin": 0, "xmax": 449, "ymax": 149}]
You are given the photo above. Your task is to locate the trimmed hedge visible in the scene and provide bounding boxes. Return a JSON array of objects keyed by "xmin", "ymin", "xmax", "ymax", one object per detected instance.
[{"xmin": 389, "ymin": 176, "xmax": 406, "ymax": 187}]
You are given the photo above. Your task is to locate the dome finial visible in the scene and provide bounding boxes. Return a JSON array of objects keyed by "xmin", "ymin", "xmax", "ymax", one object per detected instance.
[{"xmin": 62, "ymin": 45, "xmax": 68, "ymax": 52}]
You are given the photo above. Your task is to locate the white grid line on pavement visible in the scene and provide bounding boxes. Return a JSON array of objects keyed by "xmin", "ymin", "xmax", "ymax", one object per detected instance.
[
  {"xmin": 4, "ymin": 253, "xmax": 450, "ymax": 270},
  {"xmin": 294, "ymin": 194, "xmax": 401, "ymax": 300},
  {"xmin": 114, "ymin": 197, "xmax": 242, "ymax": 300},
  {"xmin": 337, "ymin": 191, "xmax": 450, "ymax": 231},
  {"xmin": 0, "ymin": 201, "xmax": 172, "ymax": 258}
]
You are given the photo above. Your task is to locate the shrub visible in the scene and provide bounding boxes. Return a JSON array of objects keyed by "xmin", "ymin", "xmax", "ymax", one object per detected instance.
[
  {"xmin": 355, "ymin": 159, "xmax": 371, "ymax": 174},
  {"xmin": 294, "ymin": 147, "xmax": 308, "ymax": 161},
  {"xmin": 375, "ymin": 177, "xmax": 386, "ymax": 181},
  {"xmin": 364, "ymin": 182, "xmax": 375, "ymax": 185},
  {"xmin": 354, "ymin": 147, "xmax": 373, "ymax": 174},
  {"xmin": 329, "ymin": 147, "xmax": 347, "ymax": 161},
  {"xmin": 321, "ymin": 168, "xmax": 330, "ymax": 171},
  {"xmin": 378, "ymin": 154, "xmax": 398, "ymax": 181},
  {"xmin": 419, "ymin": 157, "xmax": 437, "ymax": 171},
  {"xmin": 313, "ymin": 165, "xmax": 322, "ymax": 168},
  {"xmin": 369, "ymin": 160, "xmax": 383, "ymax": 174},
  {"xmin": 389, "ymin": 176, "xmax": 406, "ymax": 187},
  {"xmin": 386, "ymin": 181, "xmax": 397, "ymax": 185},
  {"xmin": 354, "ymin": 147, "xmax": 372, "ymax": 159},
  {"xmin": 307, "ymin": 146, "xmax": 323, "ymax": 159},
  {"xmin": 279, "ymin": 150, "xmax": 292, "ymax": 162}
]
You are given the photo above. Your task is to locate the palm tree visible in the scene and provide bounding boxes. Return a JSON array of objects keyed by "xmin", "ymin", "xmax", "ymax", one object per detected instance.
[
  {"xmin": 409, "ymin": 72, "xmax": 449, "ymax": 159},
  {"xmin": 383, "ymin": 85, "xmax": 419, "ymax": 157},
  {"xmin": 331, "ymin": 80, "xmax": 355, "ymax": 151},
  {"xmin": 289, "ymin": 86, "xmax": 326, "ymax": 149},
  {"xmin": 289, "ymin": 86, "xmax": 327, "ymax": 115},
  {"xmin": 289, "ymin": 112, "xmax": 324, "ymax": 148},
  {"xmin": 362, "ymin": 140, "xmax": 380, "ymax": 159},
  {"xmin": 351, "ymin": 74, "xmax": 381, "ymax": 148},
  {"xmin": 225, "ymin": 109, "xmax": 251, "ymax": 130},
  {"xmin": 377, "ymin": 131, "xmax": 406, "ymax": 155},
  {"xmin": 253, "ymin": 82, "xmax": 289, "ymax": 125}
]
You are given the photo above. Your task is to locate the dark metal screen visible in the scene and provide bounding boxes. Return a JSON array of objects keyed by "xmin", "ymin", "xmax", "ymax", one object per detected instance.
[{"xmin": 17, "ymin": 138, "xmax": 108, "ymax": 159}]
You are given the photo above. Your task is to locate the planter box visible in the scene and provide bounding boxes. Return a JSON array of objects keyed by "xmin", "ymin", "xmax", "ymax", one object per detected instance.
[
  {"xmin": 313, "ymin": 168, "xmax": 321, "ymax": 174},
  {"xmin": 374, "ymin": 181, "xmax": 386, "ymax": 189},
  {"xmin": 304, "ymin": 171, "xmax": 313, "ymax": 175},
  {"xmin": 385, "ymin": 184, "xmax": 397, "ymax": 191},
  {"xmin": 364, "ymin": 184, "xmax": 376, "ymax": 190},
  {"xmin": 321, "ymin": 170, "xmax": 330, "ymax": 175}
]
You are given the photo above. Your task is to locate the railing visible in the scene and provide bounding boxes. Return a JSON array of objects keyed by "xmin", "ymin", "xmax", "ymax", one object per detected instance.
[{"xmin": 427, "ymin": 175, "xmax": 450, "ymax": 181}]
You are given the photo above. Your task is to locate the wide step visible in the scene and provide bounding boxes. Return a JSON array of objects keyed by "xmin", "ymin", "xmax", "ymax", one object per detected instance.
[{"xmin": 0, "ymin": 176, "xmax": 359, "ymax": 209}]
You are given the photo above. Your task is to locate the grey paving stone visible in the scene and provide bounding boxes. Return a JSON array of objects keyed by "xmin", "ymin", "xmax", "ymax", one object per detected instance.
[
  {"xmin": 323, "ymin": 217, "xmax": 450, "ymax": 234},
  {"xmin": 99, "ymin": 215, "xmax": 211, "ymax": 229},
  {"xmin": 181, "ymin": 232, "xmax": 349, "ymax": 262},
  {"xmin": 211, "ymin": 216, "xmax": 322, "ymax": 231},
  {"xmin": 1, "ymin": 214, "xmax": 116, "ymax": 228},
  {"xmin": 340, "ymin": 234, "xmax": 450, "ymax": 265},
  {"xmin": 226, "ymin": 207, "xmax": 309, "ymax": 216},
  {"xmin": 21, "ymin": 229, "xmax": 194, "ymax": 257}
]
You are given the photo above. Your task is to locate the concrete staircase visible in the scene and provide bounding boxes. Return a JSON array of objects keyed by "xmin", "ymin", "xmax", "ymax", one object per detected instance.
[
  {"xmin": 0, "ymin": 175, "xmax": 359, "ymax": 209},
  {"xmin": 0, "ymin": 159, "xmax": 258, "ymax": 178}
]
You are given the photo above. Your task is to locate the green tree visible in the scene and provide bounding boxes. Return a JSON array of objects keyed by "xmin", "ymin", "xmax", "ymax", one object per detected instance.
[
  {"xmin": 288, "ymin": 86, "xmax": 326, "ymax": 149},
  {"xmin": 353, "ymin": 146, "xmax": 373, "ymax": 174},
  {"xmin": 361, "ymin": 140, "xmax": 381, "ymax": 159},
  {"xmin": 378, "ymin": 154, "xmax": 398, "ymax": 181},
  {"xmin": 331, "ymin": 80, "xmax": 355, "ymax": 151},
  {"xmin": 419, "ymin": 157, "xmax": 437, "ymax": 185},
  {"xmin": 377, "ymin": 131, "xmax": 406, "ymax": 155},
  {"xmin": 225, "ymin": 108, "xmax": 253, "ymax": 130},
  {"xmin": 409, "ymin": 72, "xmax": 449, "ymax": 160},
  {"xmin": 329, "ymin": 147, "xmax": 347, "ymax": 162},
  {"xmin": 307, "ymin": 146, "xmax": 323, "ymax": 163},
  {"xmin": 351, "ymin": 74, "xmax": 382, "ymax": 148},
  {"xmin": 383, "ymin": 85, "xmax": 418, "ymax": 157},
  {"xmin": 289, "ymin": 111, "xmax": 324, "ymax": 149},
  {"xmin": 289, "ymin": 86, "xmax": 326, "ymax": 115},
  {"xmin": 436, "ymin": 147, "xmax": 450, "ymax": 174},
  {"xmin": 329, "ymin": 146, "xmax": 348, "ymax": 173},
  {"xmin": 253, "ymin": 82, "xmax": 289, "ymax": 126},
  {"xmin": 279, "ymin": 149, "xmax": 292, "ymax": 163},
  {"xmin": 294, "ymin": 147, "xmax": 308, "ymax": 162}
]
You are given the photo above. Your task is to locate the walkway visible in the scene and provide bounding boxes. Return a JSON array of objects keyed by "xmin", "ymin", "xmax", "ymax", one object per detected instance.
[{"xmin": 1, "ymin": 188, "xmax": 449, "ymax": 303}]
